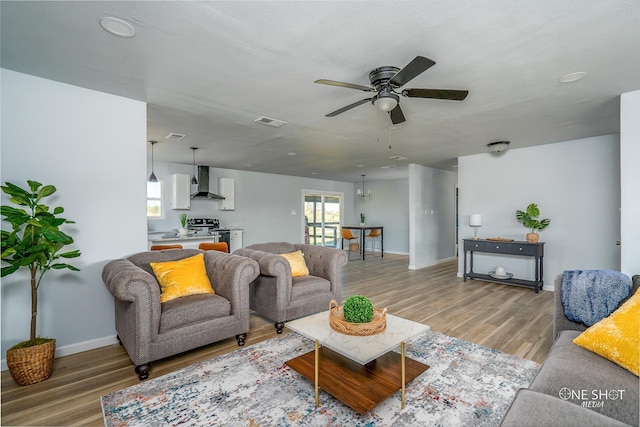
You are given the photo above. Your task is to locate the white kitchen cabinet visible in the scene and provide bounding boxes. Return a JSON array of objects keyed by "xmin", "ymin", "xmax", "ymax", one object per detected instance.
[
  {"xmin": 171, "ymin": 173, "xmax": 190, "ymax": 210},
  {"xmin": 218, "ymin": 178, "xmax": 235, "ymax": 211}
]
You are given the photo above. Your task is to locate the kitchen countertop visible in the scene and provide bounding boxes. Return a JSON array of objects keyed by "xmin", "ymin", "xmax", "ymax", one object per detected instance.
[{"xmin": 149, "ymin": 229, "xmax": 241, "ymax": 243}]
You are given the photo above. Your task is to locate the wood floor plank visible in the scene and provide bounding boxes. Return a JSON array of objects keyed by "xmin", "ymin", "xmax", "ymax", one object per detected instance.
[{"xmin": 1, "ymin": 254, "xmax": 554, "ymax": 426}]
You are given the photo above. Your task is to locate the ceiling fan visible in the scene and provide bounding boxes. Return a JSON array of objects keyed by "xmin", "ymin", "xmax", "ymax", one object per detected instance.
[{"xmin": 315, "ymin": 56, "xmax": 468, "ymax": 125}]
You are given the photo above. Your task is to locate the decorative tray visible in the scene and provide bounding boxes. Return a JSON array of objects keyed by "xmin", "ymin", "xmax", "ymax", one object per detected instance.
[
  {"xmin": 486, "ymin": 237, "xmax": 514, "ymax": 242},
  {"xmin": 329, "ymin": 300, "xmax": 387, "ymax": 336}
]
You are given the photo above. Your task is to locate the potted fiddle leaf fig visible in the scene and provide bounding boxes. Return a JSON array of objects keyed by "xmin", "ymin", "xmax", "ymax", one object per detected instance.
[
  {"xmin": 1, "ymin": 180, "xmax": 81, "ymax": 385},
  {"xmin": 515, "ymin": 203, "xmax": 550, "ymax": 243}
]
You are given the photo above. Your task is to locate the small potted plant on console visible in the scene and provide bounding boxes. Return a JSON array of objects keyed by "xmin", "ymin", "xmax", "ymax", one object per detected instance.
[{"xmin": 515, "ymin": 203, "xmax": 550, "ymax": 243}]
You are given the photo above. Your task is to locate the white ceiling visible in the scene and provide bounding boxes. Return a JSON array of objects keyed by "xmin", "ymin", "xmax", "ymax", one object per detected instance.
[{"xmin": 2, "ymin": 1, "xmax": 640, "ymax": 182}]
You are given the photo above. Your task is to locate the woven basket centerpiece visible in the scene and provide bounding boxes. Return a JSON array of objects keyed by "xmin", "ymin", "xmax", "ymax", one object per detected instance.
[{"xmin": 329, "ymin": 299, "xmax": 387, "ymax": 336}]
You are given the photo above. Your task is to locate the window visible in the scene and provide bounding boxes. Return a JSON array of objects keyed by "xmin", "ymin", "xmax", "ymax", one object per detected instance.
[{"xmin": 147, "ymin": 180, "xmax": 163, "ymax": 218}]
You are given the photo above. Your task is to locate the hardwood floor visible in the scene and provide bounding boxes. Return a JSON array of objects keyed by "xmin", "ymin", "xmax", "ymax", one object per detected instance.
[{"xmin": 1, "ymin": 254, "xmax": 554, "ymax": 426}]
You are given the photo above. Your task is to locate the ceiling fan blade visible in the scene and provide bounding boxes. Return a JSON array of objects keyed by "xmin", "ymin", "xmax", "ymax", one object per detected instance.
[
  {"xmin": 389, "ymin": 104, "xmax": 406, "ymax": 125},
  {"xmin": 315, "ymin": 79, "xmax": 373, "ymax": 92},
  {"xmin": 402, "ymin": 88, "xmax": 469, "ymax": 101},
  {"xmin": 389, "ymin": 56, "xmax": 436, "ymax": 87},
  {"xmin": 325, "ymin": 98, "xmax": 372, "ymax": 117}
]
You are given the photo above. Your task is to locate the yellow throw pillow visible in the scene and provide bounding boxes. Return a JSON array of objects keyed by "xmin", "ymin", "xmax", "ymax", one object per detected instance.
[
  {"xmin": 573, "ymin": 288, "xmax": 640, "ymax": 376},
  {"xmin": 150, "ymin": 253, "xmax": 214, "ymax": 303},
  {"xmin": 280, "ymin": 250, "xmax": 309, "ymax": 277}
]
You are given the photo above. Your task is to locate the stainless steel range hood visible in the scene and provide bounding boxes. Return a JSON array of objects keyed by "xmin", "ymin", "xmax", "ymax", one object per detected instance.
[{"xmin": 190, "ymin": 166, "xmax": 225, "ymax": 199}]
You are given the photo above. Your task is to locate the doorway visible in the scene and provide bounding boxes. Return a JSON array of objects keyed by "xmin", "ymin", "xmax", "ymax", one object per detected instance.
[{"xmin": 303, "ymin": 191, "xmax": 343, "ymax": 247}]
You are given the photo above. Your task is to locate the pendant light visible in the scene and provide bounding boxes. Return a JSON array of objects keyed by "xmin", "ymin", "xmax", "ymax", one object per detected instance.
[
  {"xmin": 148, "ymin": 140, "xmax": 158, "ymax": 182},
  {"xmin": 190, "ymin": 147, "xmax": 199, "ymax": 185},
  {"xmin": 357, "ymin": 174, "xmax": 372, "ymax": 198}
]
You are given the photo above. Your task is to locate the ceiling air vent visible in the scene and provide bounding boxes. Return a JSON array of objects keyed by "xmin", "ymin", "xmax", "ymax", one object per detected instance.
[
  {"xmin": 389, "ymin": 155, "xmax": 408, "ymax": 161},
  {"xmin": 165, "ymin": 132, "xmax": 186, "ymax": 141},
  {"xmin": 254, "ymin": 116, "xmax": 287, "ymax": 128}
]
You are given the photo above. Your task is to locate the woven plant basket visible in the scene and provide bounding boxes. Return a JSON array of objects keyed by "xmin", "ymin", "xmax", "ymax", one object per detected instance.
[
  {"xmin": 329, "ymin": 300, "xmax": 387, "ymax": 336},
  {"xmin": 6, "ymin": 339, "xmax": 56, "ymax": 386}
]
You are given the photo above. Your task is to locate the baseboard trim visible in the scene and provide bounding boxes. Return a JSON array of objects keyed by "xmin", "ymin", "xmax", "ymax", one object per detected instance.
[
  {"xmin": 409, "ymin": 256, "xmax": 456, "ymax": 270},
  {"xmin": 1, "ymin": 335, "xmax": 119, "ymax": 371}
]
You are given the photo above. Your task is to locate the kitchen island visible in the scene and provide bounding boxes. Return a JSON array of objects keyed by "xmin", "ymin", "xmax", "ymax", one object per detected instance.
[{"xmin": 148, "ymin": 233, "xmax": 220, "ymax": 250}]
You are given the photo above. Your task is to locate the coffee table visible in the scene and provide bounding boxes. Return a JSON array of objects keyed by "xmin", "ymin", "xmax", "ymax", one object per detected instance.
[{"xmin": 285, "ymin": 310, "xmax": 430, "ymax": 414}]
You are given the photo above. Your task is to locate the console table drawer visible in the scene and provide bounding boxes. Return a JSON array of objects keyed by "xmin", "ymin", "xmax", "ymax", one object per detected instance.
[
  {"xmin": 483, "ymin": 243, "xmax": 509, "ymax": 253},
  {"xmin": 510, "ymin": 244, "xmax": 539, "ymax": 256},
  {"xmin": 466, "ymin": 241, "xmax": 486, "ymax": 251}
]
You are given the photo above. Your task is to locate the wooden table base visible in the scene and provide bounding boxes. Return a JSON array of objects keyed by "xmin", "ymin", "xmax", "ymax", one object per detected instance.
[{"xmin": 285, "ymin": 346, "xmax": 430, "ymax": 414}]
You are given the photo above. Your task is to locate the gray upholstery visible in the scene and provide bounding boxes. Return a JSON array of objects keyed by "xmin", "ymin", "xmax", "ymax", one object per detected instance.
[
  {"xmin": 234, "ymin": 242, "xmax": 347, "ymax": 331},
  {"xmin": 502, "ymin": 273, "xmax": 640, "ymax": 426},
  {"xmin": 554, "ymin": 273, "xmax": 640, "ymax": 338},
  {"xmin": 102, "ymin": 249, "xmax": 259, "ymax": 379}
]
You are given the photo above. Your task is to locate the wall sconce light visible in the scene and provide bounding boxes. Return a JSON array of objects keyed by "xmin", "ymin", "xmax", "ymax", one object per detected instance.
[
  {"xmin": 470, "ymin": 214, "xmax": 482, "ymax": 240},
  {"xmin": 487, "ymin": 141, "xmax": 511, "ymax": 153}
]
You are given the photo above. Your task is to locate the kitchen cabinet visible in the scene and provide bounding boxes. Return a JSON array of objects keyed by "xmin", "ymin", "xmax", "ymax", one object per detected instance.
[
  {"xmin": 171, "ymin": 173, "xmax": 190, "ymax": 210},
  {"xmin": 218, "ymin": 178, "xmax": 235, "ymax": 211}
]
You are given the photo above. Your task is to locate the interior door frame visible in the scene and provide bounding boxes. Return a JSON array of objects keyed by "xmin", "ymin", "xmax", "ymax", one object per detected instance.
[{"xmin": 301, "ymin": 189, "xmax": 344, "ymax": 246}]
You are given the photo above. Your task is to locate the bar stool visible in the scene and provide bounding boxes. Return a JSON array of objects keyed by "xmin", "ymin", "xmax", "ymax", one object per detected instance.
[
  {"xmin": 150, "ymin": 244, "xmax": 183, "ymax": 251},
  {"xmin": 365, "ymin": 229, "xmax": 382, "ymax": 257},
  {"xmin": 340, "ymin": 229, "xmax": 360, "ymax": 261},
  {"xmin": 198, "ymin": 242, "xmax": 229, "ymax": 253}
]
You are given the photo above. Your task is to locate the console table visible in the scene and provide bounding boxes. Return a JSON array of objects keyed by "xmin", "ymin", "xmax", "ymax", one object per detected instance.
[{"xmin": 462, "ymin": 239, "xmax": 545, "ymax": 292}]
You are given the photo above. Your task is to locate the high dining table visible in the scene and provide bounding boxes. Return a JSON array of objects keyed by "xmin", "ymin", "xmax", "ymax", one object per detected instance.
[{"xmin": 341, "ymin": 225, "xmax": 383, "ymax": 260}]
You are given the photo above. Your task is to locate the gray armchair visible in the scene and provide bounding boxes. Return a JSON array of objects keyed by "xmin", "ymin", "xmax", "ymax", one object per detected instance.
[
  {"xmin": 234, "ymin": 242, "xmax": 347, "ymax": 333},
  {"xmin": 102, "ymin": 249, "xmax": 259, "ymax": 380}
]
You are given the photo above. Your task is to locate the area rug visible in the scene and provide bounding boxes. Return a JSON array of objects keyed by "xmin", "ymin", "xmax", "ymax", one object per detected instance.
[{"xmin": 101, "ymin": 331, "xmax": 539, "ymax": 426}]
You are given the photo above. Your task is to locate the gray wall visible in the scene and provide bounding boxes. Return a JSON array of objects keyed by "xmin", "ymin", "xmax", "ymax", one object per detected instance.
[
  {"xmin": 1, "ymin": 69, "xmax": 148, "ymax": 357},
  {"xmin": 620, "ymin": 90, "xmax": 640, "ymax": 275},
  {"xmin": 355, "ymin": 178, "xmax": 410, "ymax": 255},
  {"xmin": 409, "ymin": 164, "xmax": 458, "ymax": 269},
  {"xmin": 457, "ymin": 134, "xmax": 621, "ymax": 290}
]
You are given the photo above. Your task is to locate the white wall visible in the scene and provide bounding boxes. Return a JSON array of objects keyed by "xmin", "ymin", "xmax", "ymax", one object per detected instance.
[
  {"xmin": 355, "ymin": 178, "xmax": 410, "ymax": 255},
  {"xmin": 457, "ymin": 135, "xmax": 621, "ymax": 290},
  {"xmin": 620, "ymin": 90, "xmax": 640, "ymax": 275},
  {"xmin": 147, "ymin": 161, "xmax": 356, "ymax": 245},
  {"xmin": 409, "ymin": 164, "xmax": 458, "ymax": 269},
  {"xmin": 1, "ymin": 70, "xmax": 147, "ymax": 357}
]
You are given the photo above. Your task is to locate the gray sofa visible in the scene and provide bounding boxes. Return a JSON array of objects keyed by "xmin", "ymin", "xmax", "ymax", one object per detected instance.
[
  {"xmin": 102, "ymin": 249, "xmax": 259, "ymax": 380},
  {"xmin": 501, "ymin": 274, "xmax": 640, "ymax": 426},
  {"xmin": 234, "ymin": 242, "xmax": 347, "ymax": 334}
]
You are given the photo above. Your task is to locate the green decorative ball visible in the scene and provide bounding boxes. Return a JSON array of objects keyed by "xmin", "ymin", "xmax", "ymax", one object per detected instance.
[{"xmin": 343, "ymin": 295, "xmax": 374, "ymax": 323}]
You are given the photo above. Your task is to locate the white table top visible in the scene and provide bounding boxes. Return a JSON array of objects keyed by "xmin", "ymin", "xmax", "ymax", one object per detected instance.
[{"xmin": 286, "ymin": 310, "xmax": 429, "ymax": 365}]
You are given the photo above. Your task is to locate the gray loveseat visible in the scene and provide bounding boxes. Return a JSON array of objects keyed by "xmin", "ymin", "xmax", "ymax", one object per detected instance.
[
  {"xmin": 234, "ymin": 242, "xmax": 347, "ymax": 334},
  {"xmin": 501, "ymin": 274, "xmax": 640, "ymax": 426},
  {"xmin": 102, "ymin": 249, "xmax": 259, "ymax": 380}
]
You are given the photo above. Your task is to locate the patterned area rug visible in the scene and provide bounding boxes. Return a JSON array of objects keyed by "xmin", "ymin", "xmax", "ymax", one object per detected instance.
[{"xmin": 101, "ymin": 331, "xmax": 539, "ymax": 426}]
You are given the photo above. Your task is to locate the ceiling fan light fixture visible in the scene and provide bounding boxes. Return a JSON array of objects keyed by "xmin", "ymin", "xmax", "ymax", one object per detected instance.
[
  {"xmin": 487, "ymin": 141, "xmax": 511, "ymax": 153},
  {"xmin": 373, "ymin": 92, "xmax": 399, "ymax": 112}
]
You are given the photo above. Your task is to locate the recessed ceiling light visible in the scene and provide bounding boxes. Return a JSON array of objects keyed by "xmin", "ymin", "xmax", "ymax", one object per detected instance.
[
  {"xmin": 389, "ymin": 155, "xmax": 408, "ymax": 161},
  {"xmin": 287, "ymin": 152, "xmax": 296, "ymax": 156},
  {"xmin": 99, "ymin": 17, "xmax": 136, "ymax": 38},
  {"xmin": 559, "ymin": 71, "xmax": 587, "ymax": 83},
  {"xmin": 356, "ymin": 164, "xmax": 365, "ymax": 168},
  {"xmin": 311, "ymin": 172, "xmax": 318, "ymax": 175},
  {"xmin": 244, "ymin": 164, "xmax": 253, "ymax": 167}
]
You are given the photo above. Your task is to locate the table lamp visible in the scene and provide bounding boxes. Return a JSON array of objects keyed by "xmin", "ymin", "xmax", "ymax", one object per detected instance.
[{"xmin": 470, "ymin": 214, "xmax": 482, "ymax": 240}]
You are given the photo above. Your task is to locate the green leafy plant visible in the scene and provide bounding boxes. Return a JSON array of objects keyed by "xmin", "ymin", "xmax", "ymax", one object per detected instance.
[
  {"xmin": 515, "ymin": 203, "xmax": 550, "ymax": 233},
  {"xmin": 1, "ymin": 180, "xmax": 81, "ymax": 346},
  {"xmin": 343, "ymin": 295, "xmax": 374, "ymax": 323},
  {"xmin": 360, "ymin": 213, "xmax": 365, "ymax": 223},
  {"xmin": 179, "ymin": 213, "xmax": 188, "ymax": 228}
]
